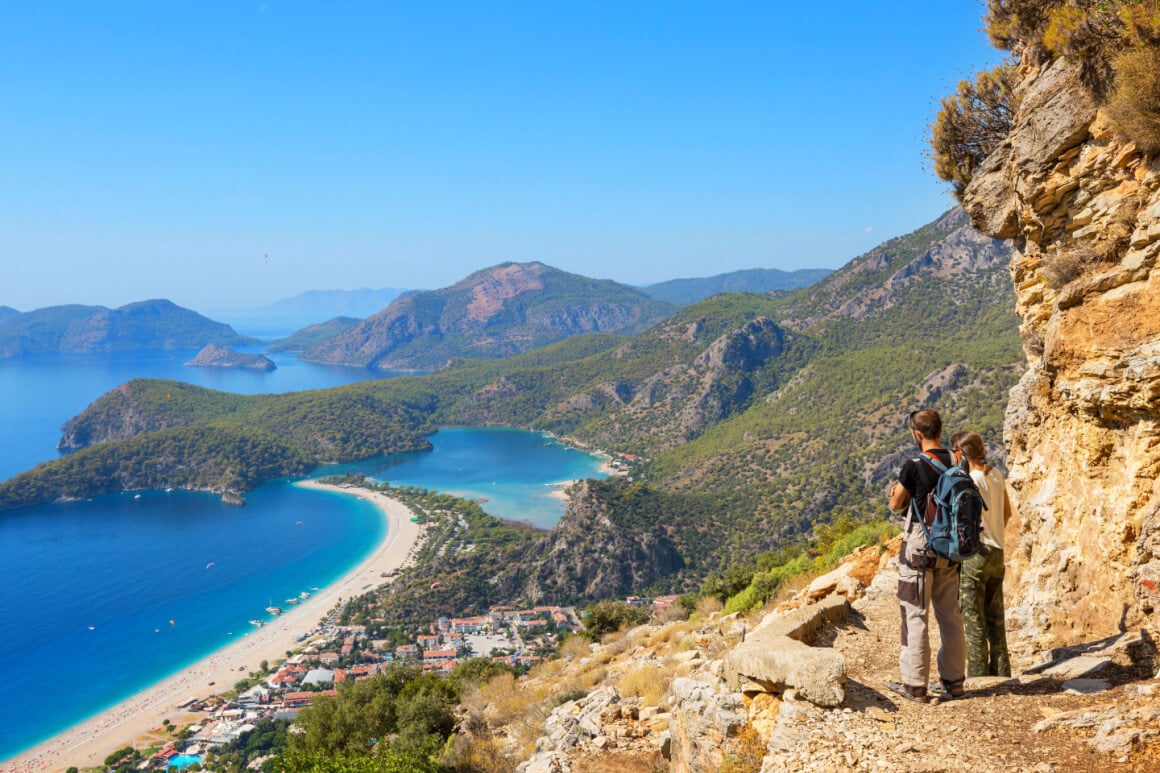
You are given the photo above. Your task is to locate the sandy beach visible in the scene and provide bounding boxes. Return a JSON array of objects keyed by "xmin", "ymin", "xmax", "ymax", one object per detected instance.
[{"xmin": 3, "ymin": 481, "xmax": 423, "ymax": 773}]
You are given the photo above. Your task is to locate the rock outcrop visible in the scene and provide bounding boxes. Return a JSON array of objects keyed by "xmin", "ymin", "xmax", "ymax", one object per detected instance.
[{"xmin": 960, "ymin": 55, "xmax": 1160, "ymax": 654}]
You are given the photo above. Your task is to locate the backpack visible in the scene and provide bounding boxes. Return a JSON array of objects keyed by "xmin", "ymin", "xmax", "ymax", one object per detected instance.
[{"xmin": 909, "ymin": 453, "xmax": 986, "ymax": 563}]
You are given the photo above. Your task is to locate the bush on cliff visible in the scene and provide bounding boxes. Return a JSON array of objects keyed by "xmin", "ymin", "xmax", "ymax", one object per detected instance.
[
  {"xmin": 1107, "ymin": 46, "xmax": 1160, "ymax": 154},
  {"xmin": 930, "ymin": 64, "xmax": 1020, "ymax": 199}
]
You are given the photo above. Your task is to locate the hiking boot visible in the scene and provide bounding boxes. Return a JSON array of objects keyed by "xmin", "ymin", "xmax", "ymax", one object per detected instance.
[{"xmin": 932, "ymin": 679, "xmax": 965, "ymax": 699}]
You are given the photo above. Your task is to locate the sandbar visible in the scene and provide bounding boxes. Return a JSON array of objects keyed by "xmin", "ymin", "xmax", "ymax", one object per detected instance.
[{"xmin": 2, "ymin": 481, "xmax": 422, "ymax": 773}]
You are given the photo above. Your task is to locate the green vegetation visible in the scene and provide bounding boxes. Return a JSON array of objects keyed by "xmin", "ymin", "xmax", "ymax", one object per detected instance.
[
  {"xmin": 0, "ymin": 299, "xmax": 257, "ymax": 358},
  {"xmin": 642, "ymin": 267, "xmax": 833, "ymax": 306},
  {"xmin": 3, "ymin": 212, "xmax": 1020, "ymax": 617},
  {"xmin": 267, "ymin": 317, "xmax": 362, "ymax": 353},
  {"xmin": 707, "ymin": 516, "xmax": 899, "ymax": 615}
]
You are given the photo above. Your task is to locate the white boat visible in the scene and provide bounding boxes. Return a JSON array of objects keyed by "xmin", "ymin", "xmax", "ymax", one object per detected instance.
[
  {"xmin": 248, "ymin": 619, "xmax": 264, "ymax": 627},
  {"xmin": 299, "ymin": 591, "xmax": 311, "ymax": 599}
]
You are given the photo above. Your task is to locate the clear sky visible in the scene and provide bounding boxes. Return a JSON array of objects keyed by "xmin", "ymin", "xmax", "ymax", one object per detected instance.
[{"xmin": 0, "ymin": 1, "xmax": 1001, "ymax": 312}]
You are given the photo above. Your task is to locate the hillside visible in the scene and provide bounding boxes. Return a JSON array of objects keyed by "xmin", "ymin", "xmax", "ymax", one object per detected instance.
[
  {"xmin": 302, "ymin": 262, "xmax": 676, "ymax": 371},
  {"xmin": 0, "ymin": 299, "xmax": 258, "ymax": 358},
  {"xmin": 265, "ymin": 316, "xmax": 362, "ymax": 353},
  {"xmin": 642, "ymin": 267, "xmax": 832, "ymax": 306},
  {"xmin": 3, "ymin": 209, "xmax": 1022, "ymax": 607}
]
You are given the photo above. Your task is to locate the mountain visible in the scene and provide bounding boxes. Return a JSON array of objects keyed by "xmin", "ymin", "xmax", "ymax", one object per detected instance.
[
  {"xmin": 0, "ymin": 306, "xmax": 19, "ymax": 322},
  {"xmin": 265, "ymin": 316, "xmax": 362, "ymax": 353},
  {"xmin": 642, "ymin": 267, "xmax": 833, "ymax": 305},
  {"xmin": 206, "ymin": 287, "xmax": 407, "ymax": 338},
  {"xmin": 2, "ymin": 210, "xmax": 1021, "ymax": 606},
  {"xmin": 0, "ymin": 299, "xmax": 259, "ymax": 358},
  {"xmin": 302, "ymin": 262, "xmax": 676, "ymax": 371}
]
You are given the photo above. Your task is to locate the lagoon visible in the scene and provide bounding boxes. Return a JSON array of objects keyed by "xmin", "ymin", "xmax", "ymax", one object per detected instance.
[{"xmin": 0, "ymin": 351, "xmax": 605, "ymax": 762}]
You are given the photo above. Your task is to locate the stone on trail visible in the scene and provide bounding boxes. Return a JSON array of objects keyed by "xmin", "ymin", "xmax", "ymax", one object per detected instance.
[{"xmin": 1062, "ymin": 677, "xmax": 1111, "ymax": 695}]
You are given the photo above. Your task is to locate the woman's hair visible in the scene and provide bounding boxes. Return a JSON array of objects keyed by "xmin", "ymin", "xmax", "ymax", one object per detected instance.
[{"xmin": 956, "ymin": 431, "xmax": 986, "ymax": 463}]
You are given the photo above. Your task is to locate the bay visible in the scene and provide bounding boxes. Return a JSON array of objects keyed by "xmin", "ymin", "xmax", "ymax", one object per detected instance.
[{"xmin": 0, "ymin": 351, "xmax": 606, "ymax": 761}]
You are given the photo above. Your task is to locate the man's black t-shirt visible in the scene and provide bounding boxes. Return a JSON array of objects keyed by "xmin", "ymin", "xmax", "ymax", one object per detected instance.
[{"xmin": 898, "ymin": 448, "xmax": 955, "ymax": 519}]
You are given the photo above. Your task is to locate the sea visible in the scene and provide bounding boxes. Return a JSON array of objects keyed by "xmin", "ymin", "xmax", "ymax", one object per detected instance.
[{"xmin": 0, "ymin": 348, "xmax": 606, "ymax": 762}]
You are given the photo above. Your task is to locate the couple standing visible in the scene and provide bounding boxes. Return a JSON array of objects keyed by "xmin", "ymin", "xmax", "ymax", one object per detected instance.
[{"xmin": 886, "ymin": 408, "xmax": 1015, "ymax": 703}]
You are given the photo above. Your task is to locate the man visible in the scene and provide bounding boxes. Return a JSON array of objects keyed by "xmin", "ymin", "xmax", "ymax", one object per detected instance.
[{"xmin": 886, "ymin": 409, "xmax": 966, "ymax": 703}]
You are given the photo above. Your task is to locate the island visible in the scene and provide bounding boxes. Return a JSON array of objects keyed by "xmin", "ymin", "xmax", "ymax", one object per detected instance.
[{"xmin": 185, "ymin": 343, "xmax": 276, "ymax": 371}]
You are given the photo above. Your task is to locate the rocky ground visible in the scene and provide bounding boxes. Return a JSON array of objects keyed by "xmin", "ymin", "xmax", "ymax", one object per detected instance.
[{"xmin": 509, "ymin": 541, "xmax": 1160, "ymax": 772}]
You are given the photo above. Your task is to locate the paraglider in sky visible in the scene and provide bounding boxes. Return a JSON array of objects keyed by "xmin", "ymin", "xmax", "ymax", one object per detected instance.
[
  {"xmin": 169, "ymin": 619, "xmax": 176, "ymax": 626},
  {"xmin": 206, "ymin": 562, "xmax": 215, "ymax": 569},
  {"xmin": 430, "ymin": 581, "xmax": 441, "ymax": 590},
  {"xmin": 295, "ymin": 520, "xmax": 303, "ymax": 525}
]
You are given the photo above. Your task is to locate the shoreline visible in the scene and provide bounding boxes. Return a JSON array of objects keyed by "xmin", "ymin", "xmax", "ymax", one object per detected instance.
[{"xmin": 3, "ymin": 481, "xmax": 423, "ymax": 773}]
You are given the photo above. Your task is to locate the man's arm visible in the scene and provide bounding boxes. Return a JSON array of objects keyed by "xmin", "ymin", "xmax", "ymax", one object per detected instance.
[{"xmin": 889, "ymin": 481, "xmax": 910, "ymax": 512}]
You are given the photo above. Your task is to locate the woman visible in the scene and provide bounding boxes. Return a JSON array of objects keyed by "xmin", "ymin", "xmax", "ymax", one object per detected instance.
[{"xmin": 954, "ymin": 431, "xmax": 1013, "ymax": 677}]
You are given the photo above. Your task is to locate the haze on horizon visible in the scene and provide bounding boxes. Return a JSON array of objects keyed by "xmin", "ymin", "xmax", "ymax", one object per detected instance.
[{"xmin": 0, "ymin": 1, "xmax": 1001, "ymax": 312}]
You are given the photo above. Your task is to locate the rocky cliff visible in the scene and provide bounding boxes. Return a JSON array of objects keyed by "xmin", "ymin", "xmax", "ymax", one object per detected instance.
[{"xmin": 961, "ymin": 55, "xmax": 1160, "ymax": 654}]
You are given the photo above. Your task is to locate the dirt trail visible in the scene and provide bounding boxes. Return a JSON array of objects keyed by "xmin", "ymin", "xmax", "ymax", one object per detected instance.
[{"xmin": 760, "ymin": 561, "xmax": 1160, "ymax": 772}]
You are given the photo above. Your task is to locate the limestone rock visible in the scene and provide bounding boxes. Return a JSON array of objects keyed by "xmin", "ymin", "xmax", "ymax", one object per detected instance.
[{"xmin": 960, "ymin": 32, "xmax": 1160, "ymax": 656}]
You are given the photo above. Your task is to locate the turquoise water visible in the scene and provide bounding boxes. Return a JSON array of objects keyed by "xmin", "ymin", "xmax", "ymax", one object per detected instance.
[
  {"xmin": 327, "ymin": 426, "xmax": 608, "ymax": 529},
  {"xmin": 0, "ymin": 352, "xmax": 607, "ymax": 762},
  {"xmin": 169, "ymin": 754, "xmax": 204, "ymax": 768}
]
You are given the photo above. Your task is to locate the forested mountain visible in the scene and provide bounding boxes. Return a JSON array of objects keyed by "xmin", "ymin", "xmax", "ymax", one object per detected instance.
[
  {"xmin": 301, "ymin": 262, "xmax": 675, "ymax": 371},
  {"xmin": 642, "ymin": 267, "xmax": 833, "ymax": 305},
  {"xmin": 0, "ymin": 209, "xmax": 1021, "ymax": 603},
  {"xmin": 0, "ymin": 299, "xmax": 259, "ymax": 358},
  {"xmin": 0, "ymin": 306, "xmax": 19, "ymax": 322},
  {"xmin": 265, "ymin": 316, "xmax": 362, "ymax": 353}
]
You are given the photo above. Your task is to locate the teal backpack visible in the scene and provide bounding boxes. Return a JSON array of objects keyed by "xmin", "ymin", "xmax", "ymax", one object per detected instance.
[{"xmin": 911, "ymin": 454, "xmax": 986, "ymax": 563}]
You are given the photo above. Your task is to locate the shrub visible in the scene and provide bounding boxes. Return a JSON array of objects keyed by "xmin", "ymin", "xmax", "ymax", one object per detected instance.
[
  {"xmin": 616, "ymin": 665, "xmax": 669, "ymax": 706},
  {"xmin": 931, "ymin": 65, "xmax": 1020, "ymax": 200},
  {"xmin": 1041, "ymin": 243, "xmax": 1101, "ymax": 288},
  {"xmin": 1107, "ymin": 46, "xmax": 1160, "ymax": 155}
]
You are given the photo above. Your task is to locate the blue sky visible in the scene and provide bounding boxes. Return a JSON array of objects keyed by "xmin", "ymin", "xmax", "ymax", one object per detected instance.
[{"xmin": 0, "ymin": 1, "xmax": 1001, "ymax": 311}]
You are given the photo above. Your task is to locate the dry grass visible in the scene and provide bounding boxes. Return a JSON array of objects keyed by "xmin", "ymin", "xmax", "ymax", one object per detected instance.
[
  {"xmin": 1041, "ymin": 243, "xmax": 1102, "ymax": 289},
  {"xmin": 616, "ymin": 664, "xmax": 670, "ymax": 707},
  {"xmin": 1108, "ymin": 47, "xmax": 1160, "ymax": 156},
  {"xmin": 720, "ymin": 723, "xmax": 766, "ymax": 773},
  {"xmin": 557, "ymin": 634, "xmax": 593, "ymax": 661},
  {"xmin": 695, "ymin": 595, "xmax": 723, "ymax": 618}
]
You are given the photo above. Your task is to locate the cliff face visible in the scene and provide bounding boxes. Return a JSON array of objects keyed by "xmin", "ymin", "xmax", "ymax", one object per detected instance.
[{"xmin": 962, "ymin": 56, "xmax": 1160, "ymax": 653}]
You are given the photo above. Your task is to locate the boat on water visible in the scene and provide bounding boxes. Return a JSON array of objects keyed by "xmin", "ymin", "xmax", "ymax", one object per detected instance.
[
  {"xmin": 286, "ymin": 598, "xmax": 300, "ymax": 605},
  {"xmin": 299, "ymin": 591, "xmax": 311, "ymax": 599},
  {"xmin": 266, "ymin": 606, "xmax": 283, "ymax": 615},
  {"xmin": 248, "ymin": 619, "xmax": 264, "ymax": 627}
]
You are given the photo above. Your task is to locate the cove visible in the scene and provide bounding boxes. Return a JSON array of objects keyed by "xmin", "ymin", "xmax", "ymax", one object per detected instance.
[
  {"xmin": 323, "ymin": 426, "xmax": 610, "ymax": 529},
  {"xmin": 0, "ymin": 427, "xmax": 606, "ymax": 762}
]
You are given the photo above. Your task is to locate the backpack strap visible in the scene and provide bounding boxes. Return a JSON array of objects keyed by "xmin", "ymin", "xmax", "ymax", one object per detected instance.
[{"xmin": 915, "ymin": 451, "xmax": 949, "ymax": 474}]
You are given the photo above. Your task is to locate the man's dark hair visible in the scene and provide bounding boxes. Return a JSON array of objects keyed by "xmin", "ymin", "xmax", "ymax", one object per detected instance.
[{"xmin": 910, "ymin": 409, "xmax": 942, "ymax": 440}]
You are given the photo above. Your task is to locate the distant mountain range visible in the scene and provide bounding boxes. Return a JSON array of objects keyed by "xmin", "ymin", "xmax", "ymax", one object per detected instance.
[
  {"xmin": 0, "ymin": 299, "xmax": 259, "ymax": 358},
  {"xmin": 0, "ymin": 306, "xmax": 19, "ymax": 322},
  {"xmin": 641, "ymin": 267, "xmax": 833, "ymax": 305},
  {"xmin": 207, "ymin": 287, "xmax": 408, "ymax": 338},
  {"xmin": 301, "ymin": 262, "xmax": 676, "ymax": 371}
]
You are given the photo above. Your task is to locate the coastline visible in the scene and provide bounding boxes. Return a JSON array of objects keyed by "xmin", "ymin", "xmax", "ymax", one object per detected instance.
[{"xmin": 3, "ymin": 481, "xmax": 423, "ymax": 773}]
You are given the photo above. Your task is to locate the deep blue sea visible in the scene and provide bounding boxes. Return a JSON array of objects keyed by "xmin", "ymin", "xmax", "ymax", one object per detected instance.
[{"xmin": 0, "ymin": 350, "xmax": 605, "ymax": 762}]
